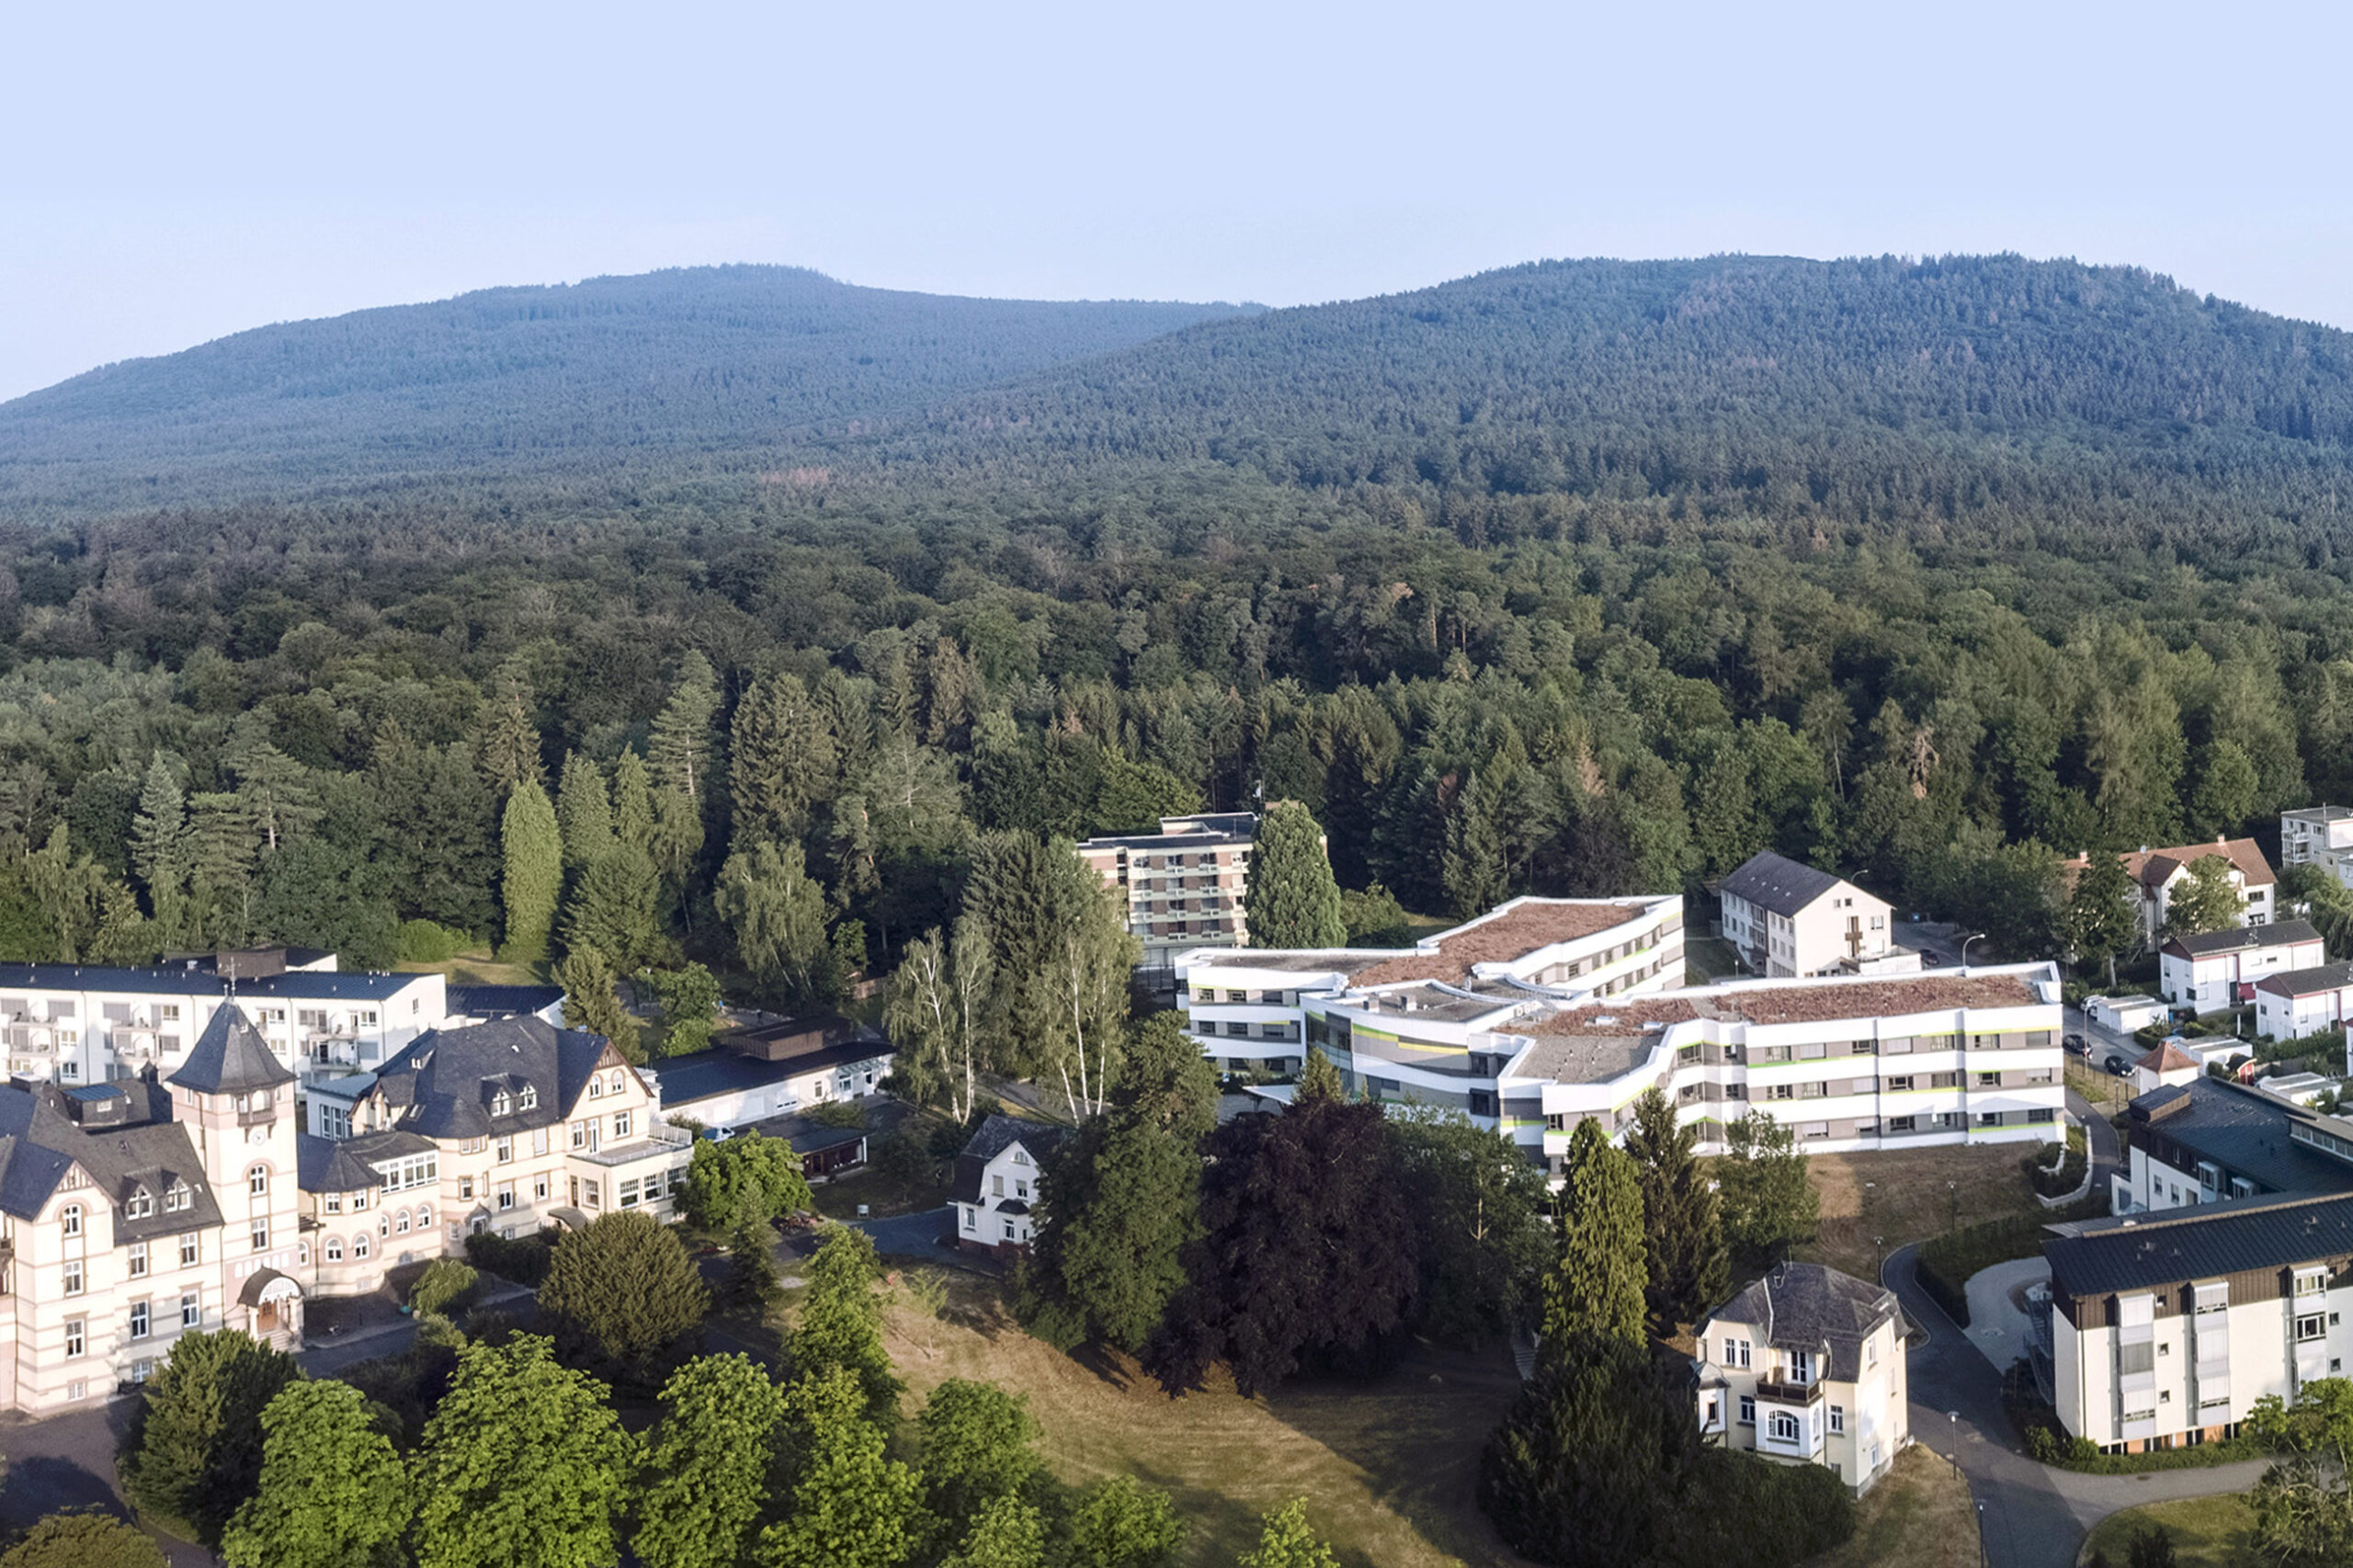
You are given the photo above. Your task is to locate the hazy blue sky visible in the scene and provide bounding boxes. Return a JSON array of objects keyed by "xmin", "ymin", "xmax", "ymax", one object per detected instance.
[{"xmin": 6, "ymin": 0, "xmax": 2347, "ymax": 403}]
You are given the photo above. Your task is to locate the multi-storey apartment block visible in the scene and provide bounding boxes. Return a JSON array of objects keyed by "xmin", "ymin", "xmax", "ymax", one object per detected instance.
[
  {"xmin": 2111, "ymin": 1075, "xmax": 2353, "ymax": 1215},
  {"xmin": 2048, "ymin": 1191, "xmax": 2353, "ymax": 1452},
  {"xmin": 1718, "ymin": 852, "xmax": 1907, "ymax": 978},
  {"xmin": 0, "ymin": 1005, "xmax": 306, "ymax": 1414},
  {"xmin": 0, "ymin": 949, "xmax": 445, "ymax": 1091},
  {"xmin": 1076, "ymin": 812, "xmax": 1258, "ymax": 970},
  {"xmin": 301, "ymin": 1015, "xmax": 695, "ymax": 1295},
  {"xmin": 2280, "ymin": 807, "xmax": 2353, "ymax": 887},
  {"xmin": 1694, "ymin": 1263, "xmax": 1910, "ymax": 1493},
  {"xmin": 1179, "ymin": 899, "xmax": 2062, "ymax": 1170},
  {"xmin": 2157, "ymin": 919, "xmax": 2325, "ymax": 1014}
]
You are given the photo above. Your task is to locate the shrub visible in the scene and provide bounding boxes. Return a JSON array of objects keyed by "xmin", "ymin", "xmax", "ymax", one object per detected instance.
[
  {"xmin": 408, "ymin": 1257, "xmax": 480, "ymax": 1317},
  {"xmin": 395, "ymin": 919, "xmax": 470, "ymax": 964},
  {"xmin": 464, "ymin": 1228, "xmax": 554, "ymax": 1287},
  {"xmin": 0, "ymin": 1510, "xmax": 165, "ymax": 1568},
  {"xmin": 539, "ymin": 1211, "xmax": 709, "ymax": 1386},
  {"xmin": 804, "ymin": 1099, "xmax": 868, "ymax": 1131}
]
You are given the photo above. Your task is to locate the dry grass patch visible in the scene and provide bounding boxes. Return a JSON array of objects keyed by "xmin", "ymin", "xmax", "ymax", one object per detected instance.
[
  {"xmin": 1799, "ymin": 1143, "xmax": 2041, "ymax": 1281},
  {"xmin": 881, "ymin": 1275, "xmax": 1535, "ymax": 1568},
  {"xmin": 1802, "ymin": 1445, "xmax": 1980, "ymax": 1568},
  {"xmin": 2078, "ymin": 1493, "xmax": 2258, "ymax": 1567}
]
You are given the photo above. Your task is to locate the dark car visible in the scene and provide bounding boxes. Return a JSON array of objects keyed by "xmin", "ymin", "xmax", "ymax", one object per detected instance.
[
  {"xmin": 1921, "ymin": 951, "xmax": 1944, "ymax": 967},
  {"xmin": 2104, "ymin": 1053, "xmax": 2133, "ymax": 1076},
  {"xmin": 2063, "ymin": 1032, "xmax": 2089, "ymax": 1055}
]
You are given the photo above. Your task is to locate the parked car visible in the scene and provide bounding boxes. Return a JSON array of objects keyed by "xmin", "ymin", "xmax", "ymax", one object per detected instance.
[
  {"xmin": 701, "ymin": 1124, "xmax": 738, "ymax": 1142},
  {"xmin": 1921, "ymin": 952, "xmax": 1944, "ymax": 967},
  {"xmin": 2103, "ymin": 1053, "xmax": 2133, "ymax": 1077},
  {"xmin": 2063, "ymin": 1033, "xmax": 2089, "ymax": 1056}
]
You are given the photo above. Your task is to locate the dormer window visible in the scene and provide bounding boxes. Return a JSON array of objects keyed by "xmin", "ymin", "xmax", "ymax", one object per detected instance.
[
  {"xmin": 125, "ymin": 1188, "xmax": 154, "ymax": 1220},
  {"xmin": 491, "ymin": 1091, "xmax": 511, "ymax": 1117},
  {"xmin": 519, "ymin": 1085, "xmax": 539, "ymax": 1110},
  {"xmin": 164, "ymin": 1181, "xmax": 191, "ymax": 1214}
]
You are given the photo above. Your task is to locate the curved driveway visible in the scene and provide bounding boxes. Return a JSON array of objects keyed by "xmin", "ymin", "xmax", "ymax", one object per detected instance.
[{"xmin": 1881, "ymin": 1091, "xmax": 2264, "ymax": 1568}]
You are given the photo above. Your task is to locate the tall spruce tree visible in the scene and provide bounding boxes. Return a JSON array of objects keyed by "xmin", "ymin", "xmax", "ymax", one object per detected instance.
[
  {"xmin": 129, "ymin": 752, "xmax": 190, "ymax": 949},
  {"xmin": 1622, "ymin": 1087, "xmax": 1730, "ymax": 1334},
  {"xmin": 556, "ymin": 752, "xmax": 616, "ymax": 870},
  {"xmin": 500, "ymin": 777, "xmax": 562, "ymax": 964},
  {"xmin": 477, "ymin": 660, "xmax": 545, "ymax": 794},
  {"xmin": 557, "ymin": 945, "xmax": 638, "ymax": 1055},
  {"xmin": 731, "ymin": 671, "xmax": 835, "ymax": 847},
  {"xmin": 1242, "ymin": 801, "xmax": 1346, "ymax": 948},
  {"xmin": 1542, "ymin": 1118, "xmax": 1647, "ymax": 1350}
]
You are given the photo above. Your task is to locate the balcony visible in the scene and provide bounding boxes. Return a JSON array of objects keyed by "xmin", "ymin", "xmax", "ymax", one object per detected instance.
[
  {"xmin": 1753, "ymin": 1377, "xmax": 1825, "ymax": 1405},
  {"xmin": 237, "ymin": 1106, "xmax": 278, "ymax": 1128}
]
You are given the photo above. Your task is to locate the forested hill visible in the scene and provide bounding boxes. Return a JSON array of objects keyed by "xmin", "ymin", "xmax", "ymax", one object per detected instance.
[
  {"xmin": 0, "ymin": 267, "xmax": 1253, "ymax": 513},
  {"xmin": 869, "ymin": 254, "xmax": 2353, "ymax": 561}
]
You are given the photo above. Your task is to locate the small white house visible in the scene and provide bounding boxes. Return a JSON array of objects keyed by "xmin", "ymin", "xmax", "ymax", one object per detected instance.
[
  {"xmin": 952, "ymin": 1115, "xmax": 1070, "ymax": 1257},
  {"xmin": 2253, "ymin": 963, "xmax": 2353, "ymax": 1045},
  {"xmin": 2131, "ymin": 1040, "xmax": 2205, "ymax": 1096},
  {"xmin": 1718, "ymin": 852, "xmax": 1899, "ymax": 979},
  {"xmin": 2157, "ymin": 921, "xmax": 2325, "ymax": 1014},
  {"xmin": 1693, "ymin": 1262, "xmax": 1910, "ymax": 1494},
  {"xmin": 2087, "ymin": 994, "xmax": 2171, "ymax": 1035}
]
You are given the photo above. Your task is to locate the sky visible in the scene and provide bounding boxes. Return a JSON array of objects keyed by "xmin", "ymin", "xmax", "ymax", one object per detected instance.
[{"xmin": 4, "ymin": 0, "xmax": 2349, "ymax": 403}]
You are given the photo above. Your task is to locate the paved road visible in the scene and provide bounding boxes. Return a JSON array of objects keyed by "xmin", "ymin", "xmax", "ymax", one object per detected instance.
[
  {"xmin": 2067, "ymin": 1085, "xmax": 2121, "ymax": 1200},
  {"xmin": 1885, "ymin": 1243, "xmax": 2269, "ymax": 1568},
  {"xmin": 843, "ymin": 1205, "xmax": 997, "ymax": 1274}
]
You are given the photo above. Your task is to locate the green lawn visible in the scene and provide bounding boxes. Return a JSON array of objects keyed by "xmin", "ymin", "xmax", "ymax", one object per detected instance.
[
  {"xmin": 2078, "ymin": 1494, "xmax": 2257, "ymax": 1566},
  {"xmin": 1802, "ymin": 1446, "xmax": 1979, "ymax": 1568},
  {"xmin": 1683, "ymin": 936, "xmax": 1742, "ymax": 983}
]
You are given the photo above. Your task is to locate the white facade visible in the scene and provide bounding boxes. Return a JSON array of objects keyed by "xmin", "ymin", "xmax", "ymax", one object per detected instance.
[
  {"xmin": 2086, "ymin": 994, "xmax": 2170, "ymax": 1035},
  {"xmin": 2252, "ymin": 965, "xmax": 2353, "ymax": 1045},
  {"xmin": 2078, "ymin": 841, "xmax": 2279, "ymax": 949},
  {"xmin": 952, "ymin": 1117, "xmax": 1064, "ymax": 1255},
  {"xmin": 1694, "ymin": 1265, "xmax": 1910, "ymax": 1493},
  {"xmin": 2281, "ymin": 808, "xmax": 2353, "ymax": 888},
  {"xmin": 2158, "ymin": 923, "xmax": 2324, "ymax": 1013},
  {"xmin": 1719, "ymin": 855, "xmax": 1899, "ymax": 979},
  {"xmin": 1077, "ymin": 812, "xmax": 1258, "ymax": 969}
]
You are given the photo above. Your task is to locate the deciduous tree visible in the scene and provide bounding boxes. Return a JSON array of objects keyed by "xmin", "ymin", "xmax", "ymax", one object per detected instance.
[
  {"xmin": 1390, "ymin": 1105, "xmax": 1554, "ymax": 1346},
  {"xmin": 1715, "ymin": 1109, "xmax": 1820, "ymax": 1267},
  {"xmin": 220, "ymin": 1381, "xmax": 409, "ymax": 1568},
  {"xmin": 1241, "ymin": 1500, "xmax": 1339, "ymax": 1568},
  {"xmin": 632, "ymin": 1353, "xmax": 790, "ymax": 1568},
  {"xmin": 684, "ymin": 1130, "xmax": 813, "ymax": 1234},
  {"xmin": 790, "ymin": 1226, "xmax": 903, "ymax": 1420},
  {"xmin": 2164, "ymin": 853, "xmax": 2245, "ymax": 939}
]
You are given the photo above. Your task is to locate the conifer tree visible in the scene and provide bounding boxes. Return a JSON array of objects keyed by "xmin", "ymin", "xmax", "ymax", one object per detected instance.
[
  {"xmin": 1622, "ymin": 1087, "xmax": 1729, "ymax": 1334},
  {"xmin": 731, "ymin": 671, "xmax": 836, "ymax": 846},
  {"xmin": 2064, "ymin": 846, "xmax": 2141, "ymax": 978},
  {"xmin": 563, "ymin": 845, "xmax": 665, "ymax": 971},
  {"xmin": 129, "ymin": 752, "xmax": 190, "ymax": 948},
  {"xmin": 1243, "ymin": 801, "xmax": 1347, "ymax": 948},
  {"xmin": 500, "ymin": 777, "xmax": 562, "ymax": 964},
  {"xmin": 1542, "ymin": 1118, "xmax": 1647, "ymax": 1350},
  {"xmin": 556, "ymin": 752, "xmax": 616, "ymax": 871},
  {"xmin": 117, "ymin": 1328, "xmax": 302, "ymax": 1545},
  {"xmin": 1295, "ymin": 1045, "xmax": 1344, "ymax": 1102},
  {"xmin": 612, "ymin": 750, "xmax": 658, "ymax": 856},
  {"xmin": 557, "ymin": 945, "xmax": 639, "ymax": 1055},
  {"xmin": 477, "ymin": 660, "xmax": 545, "ymax": 794}
]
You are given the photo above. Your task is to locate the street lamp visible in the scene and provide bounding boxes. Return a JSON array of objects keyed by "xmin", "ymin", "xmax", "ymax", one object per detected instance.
[{"xmin": 1958, "ymin": 930, "xmax": 1987, "ymax": 971}]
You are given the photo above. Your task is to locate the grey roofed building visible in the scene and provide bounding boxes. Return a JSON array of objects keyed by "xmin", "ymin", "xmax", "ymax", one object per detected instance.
[
  {"xmin": 2255, "ymin": 961, "xmax": 2353, "ymax": 999},
  {"xmin": 367, "ymin": 1016, "xmax": 616, "ymax": 1142},
  {"xmin": 1718, "ymin": 850, "xmax": 1847, "ymax": 918},
  {"xmin": 166, "ymin": 1003, "xmax": 296, "ymax": 1095},
  {"xmin": 2123, "ymin": 1075, "xmax": 2353, "ymax": 1199},
  {"xmin": 950, "ymin": 1114, "xmax": 1070, "ymax": 1206},
  {"xmin": 2044, "ymin": 1190, "xmax": 2353, "ymax": 1299},
  {"xmin": 1700, "ymin": 1261, "xmax": 1905, "ymax": 1381},
  {"xmin": 447, "ymin": 984, "xmax": 567, "ymax": 1020},
  {"xmin": 2161, "ymin": 918, "xmax": 2325, "ymax": 960},
  {"xmin": 0, "ymin": 1077, "xmax": 223, "ymax": 1236},
  {"xmin": 295, "ymin": 1131, "xmax": 381, "ymax": 1193},
  {"xmin": 0, "ymin": 960, "xmax": 426, "ymax": 1001}
]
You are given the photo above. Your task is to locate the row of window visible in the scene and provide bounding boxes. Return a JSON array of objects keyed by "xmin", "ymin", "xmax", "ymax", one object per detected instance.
[
  {"xmin": 63, "ymin": 1232, "xmax": 204, "ymax": 1294},
  {"xmin": 60, "ymin": 1290, "xmax": 203, "ymax": 1356}
]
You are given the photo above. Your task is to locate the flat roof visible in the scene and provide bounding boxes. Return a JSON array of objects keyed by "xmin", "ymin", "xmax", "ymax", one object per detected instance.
[{"xmin": 1353, "ymin": 899, "xmax": 1663, "ymax": 988}]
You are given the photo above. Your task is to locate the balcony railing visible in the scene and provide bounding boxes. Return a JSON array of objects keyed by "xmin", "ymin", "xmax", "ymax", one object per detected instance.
[
  {"xmin": 1753, "ymin": 1377, "xmax": 1824, "ymax": 1405},
  {"xmin": 237, "ymin": 1107, "xmax": 278, "ymax": 1128}
]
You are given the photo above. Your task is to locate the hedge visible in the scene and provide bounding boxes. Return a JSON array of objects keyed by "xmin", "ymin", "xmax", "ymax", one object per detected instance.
[
  {"xmin": 2009, "ymin": 1389, "xmax": 2263, "ymax": 1472},
  {"xmin": 463, "ymin": 1228, "xmax": 555, "ymax": 1287},
  {"xmin": 1915, "ymin": 1193, "xmax": 2105, "ymax": 1326}
]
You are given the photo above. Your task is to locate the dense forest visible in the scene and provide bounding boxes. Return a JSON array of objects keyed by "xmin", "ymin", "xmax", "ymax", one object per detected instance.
[
  {"xmin": 1, "ymin": 253, "xmax": 2352, "ymax": 1012},
  {"xmin": 0, "ymin": 267, "xmax": 1252, "ymax": 513}
]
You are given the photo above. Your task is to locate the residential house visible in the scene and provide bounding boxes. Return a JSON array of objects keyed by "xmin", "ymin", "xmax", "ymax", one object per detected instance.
[
  {"xmin": 1718, "ymin": 852, "xmax": 1907, "ymax": 979},
  {"xmin": 2047, "ymin": 1192, "xmax": 2353, "ymax": 1452},
  {"xmin": 648, "ymin": 1013, "xmax": 894, "ymax": 1131},
  {"xmin": 2156, "ymin": 920, "xmax": 2324, "ymax": 1014},
  {"xmin": 300, "ymin": 1015, "xmax": 694, "ymax": 1296},
  {"xmin": 952, "ymin": 1115, "xmax": 1069, "ymax": 1256},
  {"xmin": 2280, "ymin": 807, "xmax": 2353, "ymax": 888},
  {"xmin": 447, "ymin": 984, "xmax": 567, "ymax": 1025},
  {"xmin": 2067, "ymin": 840, "xmax": 2278, "ymax": 951},
  {"xmin": 2252, "ymin": 963, "xmax": 2353, "ymax": 1046},
  {"xmin": 1693, "ymin": 1262, "xmax": 1909, "ymax": 1492},
  {"xmin": 2131, "ymin": 1041, "xmax": 2204, "ymax": 1096},
  {"xmin": 1077, "ymin": 812, "xmax": 1260, "ymax": 971},
  {"xmin": 0, "ymin": 1004, "xmax": 307, "ymax": 1414},
  {"xmin": 0, "ymin": 951, "xmax": 445, "ymax": 1093},
  {"xmin": 2109, "ymin": 1076, "xmax": 2353, "ymax": 1215}
]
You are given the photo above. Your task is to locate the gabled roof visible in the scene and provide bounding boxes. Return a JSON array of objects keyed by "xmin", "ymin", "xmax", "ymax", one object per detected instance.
[
  {"xmin": 1698, "ymin": 1262, "xmax": 1899, "ymax": 1381},
  {"xmin": 370, "ymin": 1016, "xmax": 620, "ymax": 1141},
  {"xmin": 2046, "ymin": 1191, "xmax": 2353, "ymax": 1299},
  {"xmin": 2256, "ymin": 962, "xmax": 2353, "ymax": 1000},
  {"xmin": 951, "ymin": 1114, "xmax": 1071, "ymax": 1206},
  {"xmin": 166, "ymin": 1004, "xmax": 296, "ymax": 1096},
  {"xmin": 2163, "ymin": 919, "xmax": 2323, "ymax": 960},
  {"xmin": 0, "ymin": 1081, "xmax": 222, "ymax": 1234},
  {"xmin": 1718, "ymin": 851, "xmax": 1853, "ymax": 918},
  {"xmin": 2124, "ymin": 838, "xmax": 2276, "ymax": 891}
]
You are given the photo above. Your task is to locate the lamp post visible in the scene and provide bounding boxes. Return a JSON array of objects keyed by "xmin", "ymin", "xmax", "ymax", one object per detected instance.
[{"xmin": 1958, "ymin": 931, "xmax": 1987, "ymax": 971}]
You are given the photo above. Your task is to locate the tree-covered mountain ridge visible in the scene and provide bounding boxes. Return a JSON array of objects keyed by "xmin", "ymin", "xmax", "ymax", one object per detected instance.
[
  {"xmin": 0, "ymin": 265, "xmax": 1256, "ymax": 512},
  {"xmin": 847, "ymin": 254, "xmax": 2353, "ymax": 552}
]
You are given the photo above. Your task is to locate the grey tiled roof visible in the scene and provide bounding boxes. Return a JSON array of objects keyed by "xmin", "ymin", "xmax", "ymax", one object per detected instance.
[
  {"xmin": 296, "ymin": 1133, "xmax": 381, "ymax": 1193},
  {"xmin": 1700, "ymin": 1262, "xmax": 1899, "ymax": 1381},
  {"xmin": 370, "ymin": 1017, "xmax": 616, "ymax": 1140},
  {"xmin": 2165, "ymin": 919, "xmax": 2323, "ymax": 960},
  {"xmin": 0, "ymin": 962, "xmax": 427, "ymax": 1000},
  {"xmin": 0, "ymin": 1080, "xmax": 222, "ymax": 1236},
  {"xmin": 1719, "ymin": 851, "xmax": 1848, "ymax": 918},
  {"xmin": 2046, "ymin": 1191, "xmax": 2353, "ymax": 1299},
  {"xmin": 167, "ymin": 1005, "xmax": 296, "ymax": 1095},
  {"xmin": 2256, "ymin": 962, "xmax": 2353, "ymax": 999},
  {"xmin": 951, "ymin": 1114, "xmax": 1070, "ymax": 1206}
]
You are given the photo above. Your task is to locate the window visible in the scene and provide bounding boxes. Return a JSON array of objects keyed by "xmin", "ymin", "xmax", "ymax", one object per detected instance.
[
  {"xmin": 497, "ymin": 1183, "xmax": 516, "ymax": 1211},
  {"xmin": 608, "ymin": 1071, "xmax": 625, "ymax": 1096},
  {"xmin": 324, "ymin": 1194, "xmax": 342, "ymax": 1214},
  {"xmin": 1829, "ymin": 1404, "xmax": 1845, "ymax": 1434},
  {"xmin": 1737, "ymin": 1395, "xmax": 1756, "ymax": 1426},
  {"xmin": 519, "ymin": 1085, "xmax": 538, "ymax": 1110},
  {"xmin": 962, "ymin": 1207, "xmax": 976, "ymax": 1233},
  {"xmin": 588, "ymin": 1076, "xmax": 603, "ymax": 1098},
  {"xmin": 165, "ymin": 1180, "xmax": 190, "ymax": 1213},
  {"xmin": 160, "ymin": 1005, "xmax": 179, "ymax": 1021},
  {"xmin": 1769, "ymin": 1412, "xmax": 1800, "ymax": 1443},
  {"xmin": 492, "ymin": 1092, "xmax": 511, "ymax": 1116},
  {"xmin": 251, "ymin": 1219, "xmax": 269, "ymax": 1252},
  {"xmin": 180, "ymin": 1291, "xmax": 199, "ymax": 1328},
  {"xmin": 415, "ymin": 1207, "xmax": 430, "ymax": 1230},
  {"xmin": 64, "ymin": 1318, "xmax": 84, "ymax": 1357},
  {"xmin": 992, "ymin": 1175, "xmax": 1006, "ymax": 1199},
  {"xmin": 62, "ymin": 1260, "xmax": 83, "ymax": 1297},
  {"xmin": 179, "ymin": 1235, "xmax": 198, "ymax": 1267},
  {"xmin": 1887, "ymin": 1115, "xmax": 1916, "ymax": 1132},
  {"xmin": 2297, "ymin": 1269, "xmax": 2328, "ymax": 1299},
  {"xmin": 248, "ymin": 1166, "xmax": 268, "ymax": 1196},
  {"xmin": 130, "ymin": 1301, "xmax": 150, "ymax": 1340},
  {"xmin": 1866, "ymin": 1337, "xmax": 1878, "ymax": 1367},
  {"xmin": 128, "ymin": 1241, "xmax": 148, "ymax": 1278},
  {"xmin": 620, "ymin": 1178, "xmax": 640, "ymax": 1209},
  {"xmin": 1003, "ymin": 1217, "xmax": 1017, "ymax": 1241},
  {"xmin": 60, "ymin": 1203, "xmax": 82, "ymax": 1236},
  {"xmin": 612, "ymin": 1110, "xmax": 631, "ymax": 1140},
  {"xmin": 2120, "ymin": 1342, "xmax": 2156, "ymax": 1375},
  {"xmin": 459, "ymin": 1177, "xmax": 474, "ymax": 1200},
  {"xmin": 581, "ymin": 1181, "xmax": 599, "ymax": 1210},
  {"xmin": 533, "ymin": 1176, "xmax": 550, "ymax": 1202},
  {"xmin": 395, "ymin": 1210, "xmax": 412, "ymax": 1234},
  {"xmin": 496, "ymin": 1137, "xmax": 513, "ymax": 1164},
  {"xmin": 353, "ymin": 1234, "xmax": 370, "ymax": 1259},
  {"xmin": 2298, "ymin": 1313, "xmax": 2327, "ymax": 1343},
  {"xmin": 125, "ymin": 1188, "xmax": 153, "ymax": 1219},
  {"xmin": 351, "ymin": 1188, "xmax": 368, "ymax": 1209},
  {"xmin": 1976, "ymin": 1111, "xmax": 2006, "ymax": 1128},
  {"xmin": 1978, "ymin": 1072, "xmax": 2001, "ymax": 1087},
  {"xmin": 2028, "ymin": 1108, "xmax": 2056, "ymax": 1123},
  {"xmin": 324, "ymin": 1238, "xmax": 344, "ymax": 1261},
  {"xmin": 571, "ymin": 1122, "xmax": 591, "ymax": 1151}
]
